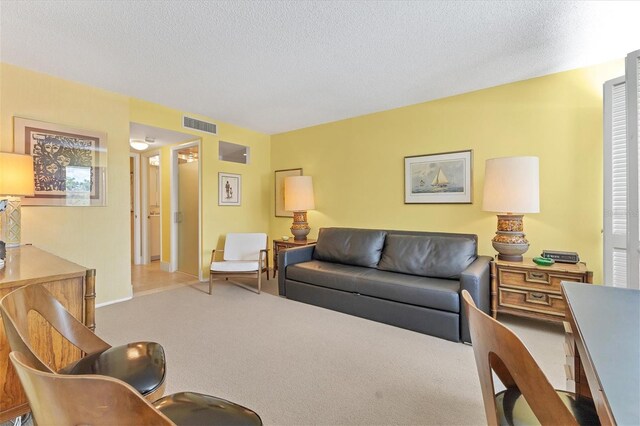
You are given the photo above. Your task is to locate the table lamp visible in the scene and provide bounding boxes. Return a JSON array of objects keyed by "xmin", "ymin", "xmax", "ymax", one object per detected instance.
[
  {"xmin": 284, "ymin": 176, "xmax": 315, "ymax": 241},
  {"xmin": 0, "ymin": 152, "xmax": 35, "ymax": 247},
  {"xmin": 482, "ymin": 156, "xmax": 539, "ymax": 261}
]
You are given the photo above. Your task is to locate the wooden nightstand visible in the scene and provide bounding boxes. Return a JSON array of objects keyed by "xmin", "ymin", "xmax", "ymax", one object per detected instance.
[
  {"xmin": 272, "ymin": 238, "xmax": 316, "ymax": 278},
  {"xmin": 491, "ymin": 257, "xmax": 592, "ymax": 323}
]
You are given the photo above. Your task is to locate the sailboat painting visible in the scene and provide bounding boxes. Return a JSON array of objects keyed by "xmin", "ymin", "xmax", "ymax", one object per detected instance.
[{"xmin": 404, "ymin": 150, "xmax": 472, "ymax": 204}]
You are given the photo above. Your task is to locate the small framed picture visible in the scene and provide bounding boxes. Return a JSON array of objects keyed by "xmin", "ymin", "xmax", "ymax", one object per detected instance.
[
  {"xmin": 219, "ymin": 172, "xmax": 241, "ymax": 206},
  {"xmin": 274, "ymin": 168, "xmax": 302, "ymax": 217},
  {"xmin": 404, "ymin": 150, "xmax": 472, "ymax": 204}
]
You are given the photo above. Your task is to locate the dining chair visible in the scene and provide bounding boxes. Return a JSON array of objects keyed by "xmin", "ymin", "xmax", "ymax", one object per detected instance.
[
  {"xmin": 10, "ymin": 351, "xmax": 262, "ymax": 426},
  {"xmin": 0, "ymin": 284, "xmax": 166, "ymax": 401},
  {"xmin": 461, "ymin": 290, "xmax": 599, "ymax": 425},
  {"xmin": 209, "ymin": 233, "xmax": 269, "ymax": 294}
]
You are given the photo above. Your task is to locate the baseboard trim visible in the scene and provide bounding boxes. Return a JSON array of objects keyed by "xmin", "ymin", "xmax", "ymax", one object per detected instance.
[
  {"xmin": 160, "ymin": 261, "xmax": 172, "ymax": 272},
  {"xmin": 96, "ymin": 295, "xmax": 133, "ymax": 308}
]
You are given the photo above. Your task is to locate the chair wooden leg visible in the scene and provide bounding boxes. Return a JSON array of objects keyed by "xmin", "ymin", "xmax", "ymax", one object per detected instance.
[
  {"xmin": 257, "ymin": 271, "xmax": 262, "ymax": 294},
  {"xmin": 208, "ymin": 273, "xmax": 213, "ymax": 295}
]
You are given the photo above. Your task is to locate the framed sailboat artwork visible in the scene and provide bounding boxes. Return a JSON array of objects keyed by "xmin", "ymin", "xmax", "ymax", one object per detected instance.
[{"xmin": 404, "ymin": 150, "xmax": 472, "ymax": 204}]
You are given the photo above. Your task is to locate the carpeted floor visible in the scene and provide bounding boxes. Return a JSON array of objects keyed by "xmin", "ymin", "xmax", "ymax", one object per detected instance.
[{"xmin": 95, "ymin": 277, "xmax": 565, "ymax": 425}]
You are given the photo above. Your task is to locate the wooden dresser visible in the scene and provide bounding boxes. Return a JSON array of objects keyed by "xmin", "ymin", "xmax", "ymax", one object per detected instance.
[
  {"xmin": 491, "ymin": 257, "xmax": 592, "ymax": 323},
  {"xmin": 0, "ymin": 245, "xmax": 96, "ymax": 421}
]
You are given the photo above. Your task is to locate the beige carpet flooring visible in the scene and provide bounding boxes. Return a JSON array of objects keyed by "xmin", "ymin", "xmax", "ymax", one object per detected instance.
[{"xmin": 95, "ymin": 277, "xmax": 566, "ymax": 425}]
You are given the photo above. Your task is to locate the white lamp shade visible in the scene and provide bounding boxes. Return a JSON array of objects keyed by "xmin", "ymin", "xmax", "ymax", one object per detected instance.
[
  {"xmin": 482, "ymin": 156, "xmax": 539, "ymax": 213},
  {"xmin": 0, "ymin": 152, "xmax": 35, "ymax": 196},
  {"xmin": 284, "ymin": 176, "xmax": 315, "ymax": 211}
]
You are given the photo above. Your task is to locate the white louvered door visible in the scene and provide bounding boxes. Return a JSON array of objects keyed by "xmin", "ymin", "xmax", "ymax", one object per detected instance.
[
  {"xmin": 604, "ymin": 77, "xmax": 628, "ymax": 287},
  {"xmin": 604, "ymin": 49, "xmax": 640, "ymax": 289},
  {"xmin": 626, "ymin": 49, "xmax": 640, "ymax": 290}
]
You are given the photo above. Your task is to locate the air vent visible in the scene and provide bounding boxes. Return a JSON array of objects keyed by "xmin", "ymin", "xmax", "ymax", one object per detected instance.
[{"xmin": 183, "ymin": 115, "xmax": 217, "ymax": 134}]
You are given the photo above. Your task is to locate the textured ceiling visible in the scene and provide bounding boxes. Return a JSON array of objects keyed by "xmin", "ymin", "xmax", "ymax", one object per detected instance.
[{"xmin": 1, "ymin": 1, "xmax": 639, "ymax": 135}]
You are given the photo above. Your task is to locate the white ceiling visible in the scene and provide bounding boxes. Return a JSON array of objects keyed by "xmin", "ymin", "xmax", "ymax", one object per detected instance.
[{"xmin": 1, "ymin": 1, "xmax": 639, "ymax": 135}]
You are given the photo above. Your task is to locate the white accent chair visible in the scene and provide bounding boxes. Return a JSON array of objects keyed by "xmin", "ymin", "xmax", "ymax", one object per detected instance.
[{"xmin": 209, "ymin": 233, "xmax": 269, "ymax": 294}]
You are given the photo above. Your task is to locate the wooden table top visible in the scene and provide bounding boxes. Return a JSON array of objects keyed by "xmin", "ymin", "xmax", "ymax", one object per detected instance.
[{"xmin": 0, "ymin": 245, "xmax": 87, "ymax": 288}]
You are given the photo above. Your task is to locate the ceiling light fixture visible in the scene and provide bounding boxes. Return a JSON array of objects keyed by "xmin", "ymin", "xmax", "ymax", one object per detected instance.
[{"xmin": 130, "ymin": 140, "xmax": 149, "ymax": 151}]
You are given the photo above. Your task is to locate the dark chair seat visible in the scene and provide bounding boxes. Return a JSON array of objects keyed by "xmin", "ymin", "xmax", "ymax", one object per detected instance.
[
  {"xmin": 155, "ymin": 392, "xmax": 262, "ymax": 426},
  {"xmin": 59, "ymin": 341, "xmax": 166, "ymax": 396},
  {"xmin": 496, "ymin": 388, "xmax": 599, "ymax": 425}
]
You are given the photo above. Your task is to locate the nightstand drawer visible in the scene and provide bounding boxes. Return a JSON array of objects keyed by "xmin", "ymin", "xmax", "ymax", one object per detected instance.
[
  {"xmin": 498, "ymin": 267, "xmax": 584, "ymax": 293},
  {"xmin": 498, "ymin": 288, "xmax": 565, "ymax": 317}
]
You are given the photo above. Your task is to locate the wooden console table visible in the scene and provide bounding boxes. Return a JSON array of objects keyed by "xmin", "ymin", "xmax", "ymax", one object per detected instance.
[
  {"xmin": 491, "ymin": 258, "xmax": 592, "ymax": 322},
  {"xmin": 0, "ymin": 245, "xmax": 96, "ymax": 421}
]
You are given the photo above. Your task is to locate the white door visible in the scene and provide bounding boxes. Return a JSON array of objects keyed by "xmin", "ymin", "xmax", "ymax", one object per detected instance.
[
  {"xmin": 604, "ymin": 49, "xmax": 640, "ymax": 289},
  {"xmin": 604, "ymin": 77, "xmax": 628, "ymax": 287},
  {"xmin": 178, "ymin": 157, "xmax": 199, "ymax": 276},
  {"xmin": 626, "ymin": 49, "xmax": 640, "ymax": 289}
]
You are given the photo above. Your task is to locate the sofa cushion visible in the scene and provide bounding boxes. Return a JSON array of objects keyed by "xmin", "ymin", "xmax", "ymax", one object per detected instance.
[
  {"xmin": 378, "ymin": 234, "xmax": 476, "ymax": 279},
  {"xmin": 286, "ymin": 261, "xmax": 460, "ymax": 313},
  {"xmin": 357, "ymin": 269, "xmax": 460, "ymax": 313},
  {"xmin": 313, "ymin": 228, "xmax": 387, "ymax": 268},
  {"xmin": 286, "ymin": 260, "xmax": 371, "ymax": 293}
]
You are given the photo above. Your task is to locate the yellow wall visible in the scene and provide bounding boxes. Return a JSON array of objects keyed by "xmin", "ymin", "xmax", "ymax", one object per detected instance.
[
  {"xmin": 1, "ymin": 59, "xmax": 624, "ymax": 302},
  {"xmin": 271, "ymin": 61, "xmax": 624, "ymax": 283},
  {"xmin": 0, "ymin": 63, "xmax": 132, "ymax": 304},
  {"xmin": 130, "ymin": 99, "xmax": 271, "ymax": 279},
  {"xmin": 1, "ymin": 64, "xmax": 270, "ymax": 303}
]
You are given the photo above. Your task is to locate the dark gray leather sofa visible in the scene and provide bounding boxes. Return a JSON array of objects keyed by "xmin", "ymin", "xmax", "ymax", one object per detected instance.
[{"xmin": 278, "ymin": 227, "xmax": 491, "ymax": 343}]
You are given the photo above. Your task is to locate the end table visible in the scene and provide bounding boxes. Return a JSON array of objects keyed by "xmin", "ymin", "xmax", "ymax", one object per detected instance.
[
  {"xmin": 272, "ymin": 238, "xmax": 316, "ymax": 278},
  {"xmin": 491, "ymin": 257, "xmax": 592, "ymax": 323}
]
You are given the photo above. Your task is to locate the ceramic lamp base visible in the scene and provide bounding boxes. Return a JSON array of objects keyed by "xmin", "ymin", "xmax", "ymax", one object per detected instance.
[
  {"xmin": 290, "ymin": 210, "xmax": 310, "ymax": 241},
  {"xmin": 1, "ymin": 196, "xmax": 22, "ymax": 248},
  {"xmin": 491, "ymin": 214, "xmax": 529, "ymax": 262}
]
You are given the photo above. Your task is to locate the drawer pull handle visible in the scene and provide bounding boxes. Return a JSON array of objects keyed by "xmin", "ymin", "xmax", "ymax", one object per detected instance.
[
  {"xmin": 530, "ymin": 272, "xmax": 546, "ymax": 279},
  {"xmin": 530, "ymin": 292, "xmax": 545, "ymax": 300}
]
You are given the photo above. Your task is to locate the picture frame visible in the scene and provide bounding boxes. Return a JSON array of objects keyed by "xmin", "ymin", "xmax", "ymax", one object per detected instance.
[
  {"xmin": 219, "ymin": 172, "xmax": 241, "ymax": 206},
  {"xmin": 14, "ymin": 117, "xmax": 108, "ymax": 206},
  {"xmin": 274, "ymin": 168, "xmax": 303, "ymax": 217},
  {"xmin": 404, "ymin": 150, "xmax": 472, "ymax": 204}
]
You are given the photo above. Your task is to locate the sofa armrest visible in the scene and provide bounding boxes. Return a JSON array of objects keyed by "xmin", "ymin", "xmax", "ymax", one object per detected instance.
[
  {"xmin": 459, "ymin": 255, "xmax": 492, "ymax": 343},
  {"xmin": 278, "ymin": 245, "xmax": 316, "ymax": 296}
]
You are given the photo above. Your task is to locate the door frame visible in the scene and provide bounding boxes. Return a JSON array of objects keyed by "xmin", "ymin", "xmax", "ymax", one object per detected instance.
[
  {"xmin": 130, "ymin": 153, "xmax": 142, "ymax": 265},
  {"xmin": 170, "ymin": 140, "xmax": 203, "ymax": 280},
  {"xmin": 141, "ymin": 149, "xmax": 162, "ymax": 265}
]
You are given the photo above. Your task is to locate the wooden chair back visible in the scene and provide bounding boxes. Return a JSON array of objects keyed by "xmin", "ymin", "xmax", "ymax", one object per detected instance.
[
  {"xmin": 9, "ymin": 351, "xmax": 173, "ymax": 425},
  {"xmin": 0, "ymin": 284, "xmax": 110, "ymax": 372},
  {"xmin": 461, "ymin": 290, "xmax": 578, "ymax": 425}
]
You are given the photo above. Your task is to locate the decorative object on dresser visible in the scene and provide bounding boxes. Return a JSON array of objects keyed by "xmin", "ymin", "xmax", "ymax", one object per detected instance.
[
  {"xmin": 404, "ymin": 150, "xmax": 472, "ymax": 204},
  {"xmin": 284, "ymin": 176, "xmax": 315, "ymax": 241},
  {"xmin": 0, "ymin": 152, "xmax": 35, "ymax": 247},
  {"xmin": 491, "ymin": 257, "xmax": 592, "ymax": 323},
  {"xmin": 274, "ymin": 168, "xmax": 302, "ymax": 217},
  {"xmin": 14, "ymin": 117, "xmax": 108, "ymax": 207},
  {"xmin": 0, "ymin": 245, "xmax": 96, "ymax": 422},
  {"xmin": 482, "ymin": 156, "xmax": 539, "ymax": 261},
  {"xmin": 272, "ymin": 237, "xmax": 316, "ymax": 278}
]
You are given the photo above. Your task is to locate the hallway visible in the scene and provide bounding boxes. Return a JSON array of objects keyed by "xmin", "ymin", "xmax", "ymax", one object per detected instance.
[{"xmin": 132, "ymin": 261, "xmax": 200, "ymax": 296}]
